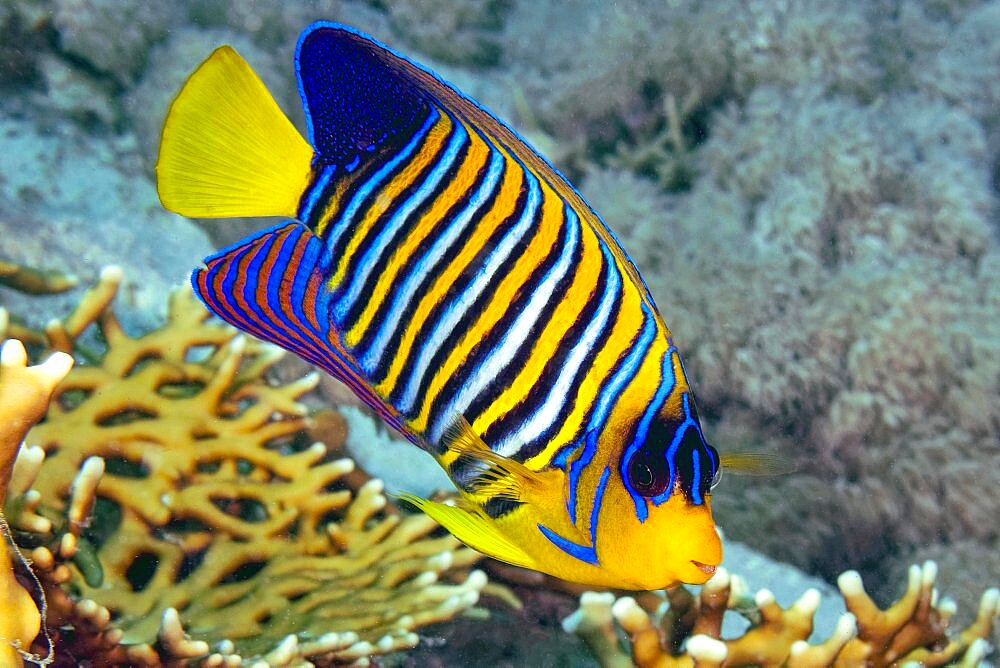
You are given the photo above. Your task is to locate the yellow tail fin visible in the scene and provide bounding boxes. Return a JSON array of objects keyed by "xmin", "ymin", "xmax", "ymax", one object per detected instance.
[{"xmin": 156, "ymin": 46, "xmax": 314, "ymax": 218}]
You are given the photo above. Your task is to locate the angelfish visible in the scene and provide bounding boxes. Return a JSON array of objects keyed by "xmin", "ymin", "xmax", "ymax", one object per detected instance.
[{"xmin": 157, "ymin": 22, "xmax": 725, "ymax": 589}]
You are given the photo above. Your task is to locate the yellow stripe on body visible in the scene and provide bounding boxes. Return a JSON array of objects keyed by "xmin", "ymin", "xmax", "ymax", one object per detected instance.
[
  {"xmin": 469, "ymin": 227, "xmax": 600, "ymax": 451},
  {"xmin": 410, "ymin": 176, "xmax": 566, "ymax": 435},
  {"xmin": 344, "ymin": 120, "xmax": 491, "ymax": 347},
  {"xmin": 327, "ymin": 113, "xmax": 454, "ymax": 289},
  {"xmin": 312, "ymin": 170, "xmax": 357, "ymax": 238},
  {"xmin": 520, "ymin": 258, "xmax": 657, "ymax": 471},
  {"xmin": 374, "ymin": 145, "xmax": 524, "ymax": 398}
]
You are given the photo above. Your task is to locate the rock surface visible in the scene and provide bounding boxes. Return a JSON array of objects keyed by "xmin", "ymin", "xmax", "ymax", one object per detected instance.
[{"xmin": 0, "ymin": 117, "xmax": 212, "ymax": 333}]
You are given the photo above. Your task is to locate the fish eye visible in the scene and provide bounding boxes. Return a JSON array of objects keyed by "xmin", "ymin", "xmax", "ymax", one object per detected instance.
[{"xmin": 626, "ymin": 450, "xmax": 670, "ymax": 497}]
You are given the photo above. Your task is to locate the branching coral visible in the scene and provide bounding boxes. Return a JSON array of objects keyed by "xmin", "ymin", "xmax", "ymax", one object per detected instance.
[
  {"xmin": 0, "ymin": 259, "xmax": 77, "ymax": 295},
  {"xmin": 2, "ymin": 268, "xmax": 491, "ymax": 665},
  {"xmin": 564, "ymin": 562, "xmax": 998, "ymax": 667},
  {"xmin": 0, "ymin": 339, "xmax": 73, "ymax": 666}
]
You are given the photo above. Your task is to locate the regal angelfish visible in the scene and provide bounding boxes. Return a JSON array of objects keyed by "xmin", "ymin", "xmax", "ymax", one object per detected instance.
[{"xmin": 157, "ymin": 22, "xmax": 722, "ymax": 589}]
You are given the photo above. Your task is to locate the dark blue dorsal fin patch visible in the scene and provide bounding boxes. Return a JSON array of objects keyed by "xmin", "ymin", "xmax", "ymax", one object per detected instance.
[{"xmin": 295, "ymin": 23, "xmax": 430, "ymax": 167}]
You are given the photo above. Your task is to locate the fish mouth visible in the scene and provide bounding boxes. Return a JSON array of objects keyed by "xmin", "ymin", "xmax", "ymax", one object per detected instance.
[{"xmin": 691, "ymin": 560, "xmax": 717, "ymax": 576}]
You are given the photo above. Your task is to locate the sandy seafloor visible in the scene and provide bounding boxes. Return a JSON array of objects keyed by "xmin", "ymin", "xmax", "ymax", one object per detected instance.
[{"xmin": 1, "ymin": 0, "xmax": 997, "ymax": 664}]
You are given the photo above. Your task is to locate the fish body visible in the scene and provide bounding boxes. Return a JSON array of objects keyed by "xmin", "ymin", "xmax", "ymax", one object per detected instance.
[{"xmin": 157, "ymin": 22, "xmax": 722, "ymax": 589}]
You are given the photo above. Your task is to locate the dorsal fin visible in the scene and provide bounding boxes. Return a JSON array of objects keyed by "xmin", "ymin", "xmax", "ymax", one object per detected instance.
[
  {"xmin": 295, "ymin": 24, "xmax": 431, "ymax": 168},
  {"xmin": 294, "ymin": 22, "xmax": 654, "ymax": 304}
]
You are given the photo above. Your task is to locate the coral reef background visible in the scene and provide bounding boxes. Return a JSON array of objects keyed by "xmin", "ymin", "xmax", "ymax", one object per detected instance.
[{"xmin": 1, "ymin": 0, "xmax": 998, "ymax": 661}]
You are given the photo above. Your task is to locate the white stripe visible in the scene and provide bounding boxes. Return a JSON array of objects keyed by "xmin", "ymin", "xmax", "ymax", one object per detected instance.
[
  {"xmin": 494, "ymin": 234, "xmax": 621, "ymax": 456},
  {"xmin": 335, "ymin": 121, "xmax": 469, "ymax": 321},
  {"xmin": 322, "ymin": 108, "xmax": 439, "ymax": 257},
  {"xmin": 358, "ymin": 147, "xmax": 505, "ymax": 374},
  {"xmin": 398, "ymin": 166, "xmax": 542, "ymax": 414},
  {"xmin": 428, "ymin": 205, "xmax": 582, "ymax": 444}
]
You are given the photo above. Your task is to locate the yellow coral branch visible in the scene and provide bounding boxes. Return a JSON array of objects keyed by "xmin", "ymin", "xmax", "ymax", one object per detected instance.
[
  {"xmin": 2, "ymin": 270, "xmax": 499, "ymax": 664},
  {"xmin": 1, "ymin": 339, "xmax": 73, "ymax": 667},
  {"xmin": 565, "ymin": 561, "xmax": 998, "ymax": 668},
  {"xmin": 0, "ymin": 260, "xmax": 77, "ymax": 295}
]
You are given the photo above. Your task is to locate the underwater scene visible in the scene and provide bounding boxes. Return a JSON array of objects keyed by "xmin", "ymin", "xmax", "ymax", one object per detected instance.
[{"xmin": 1, "ymin": 0, "xmax": 998, "ymax": 666}]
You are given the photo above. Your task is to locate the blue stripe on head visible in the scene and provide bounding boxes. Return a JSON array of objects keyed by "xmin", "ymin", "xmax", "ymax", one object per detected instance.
[
  {"xmin": 690, "ymin": 449, "xmax": 702, "ymax": 505},
  {"xmin": 619, "ymin": 348, "xmax": 677, "ymax": 522},
  {"xmin": 566, "ymin": 428, "xmax": 599, "ymax": 520},
  {"xmin": 563, "ymin": 296, "xmax": 656, "ymax": 520},
  {"xmin": 651, "ymin": 392, "xmax": 705, "ymax": 507},
  {"xmin": 538, "ymin": 465, "xmax": 611, "ymax": 566}
]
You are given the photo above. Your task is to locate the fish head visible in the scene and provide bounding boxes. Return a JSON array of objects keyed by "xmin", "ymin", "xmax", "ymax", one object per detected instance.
[{"xmin": 600, "ymin": 395, "xmax": 723, "ymax": 590}]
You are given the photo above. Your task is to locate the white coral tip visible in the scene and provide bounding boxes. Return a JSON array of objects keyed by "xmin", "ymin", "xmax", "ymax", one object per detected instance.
[
  {"xmin": 100, "ymin": 265, "xmax": 124, "ymax": 282},
  {"xmin": 793, "ymin": 588, "xmax": 821, "ymax": 615},
  {"xmin": 834, "ymin": 612, "xmax": 858, "ymax": 639},
  {"xmin": 612, "ymin": 597, "xmax": 646, "ymax": 629},
  {"xmin": 789, "ymin": 640, "xmax": 809, "ymax": 656},
  {"xmin": 921, "ymin": 560, "xmax": 937, "ymax": 586},
  {"xmin": 838, "ymin": 570, "xmax": 863, "ymax": 596},
  {"xmin": 428, "ymin": 551, "xmax": 453, "ymax": 571},
  {"xmin": 229, "ymin": 335, "xmax": 246, "ymax": 354},
  {"xmin": 466, "ymin": 569, "xmax": 488, "ymax": 588},
  {"xmin": 42, "ymin": 350, "xmax": 75, "ymax": 379},
  {"xmin": 704, "ymin": 566, "xmax": 730, "ymax": 593},
  {"xmin": 938, "ymin": 597, "xmax": 956, "ymax": 618},
  {"xmin": 362, "ymin": 478, "xmax": 385, "ymax": 494},
  {"xmin": 414, "ymin": 571, "xmax": 437, "ymax": 587},
  {"xmin": 0, "ymin": 338, "xmax": 27, "ymax": 366},
  {"xmin": 980, "ymin": 588, "xmax": 999, "ymax": 617},
  {"xmin": 754, "ymin": 588, "xmax": 775, "ymax": 607},
  {"xmin": 686, "ymin": 634, "xmax": 727, "ymax": 661},
  {"xmin": 332, "ymin": 457, "xmax": 355, "ymax": 473},
  {"xmin": 580, "ymin": 591, "xmax": 615, "ymax": 620},
  {"xmin": 964, "ymin": 638, "xmax": 988, "ymax": 664}
]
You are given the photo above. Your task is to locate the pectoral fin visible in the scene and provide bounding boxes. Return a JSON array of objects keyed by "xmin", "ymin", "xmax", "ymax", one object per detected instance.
[
  {"xmin": 720, "ymin": 452, "xmax": 795, "ymax": 476},
  {"xmin": 395, "ymin": 492, "xmax": 536, "ymax": 570},
  {"xmin": 440, "ymin": 415, "xmax": 546, "ymax": 502}
]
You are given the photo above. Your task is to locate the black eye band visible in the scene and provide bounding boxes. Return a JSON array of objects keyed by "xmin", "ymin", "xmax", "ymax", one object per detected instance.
[{"xmin": 626, "ymin": 449, "xmax": 671, "ymax": 497}]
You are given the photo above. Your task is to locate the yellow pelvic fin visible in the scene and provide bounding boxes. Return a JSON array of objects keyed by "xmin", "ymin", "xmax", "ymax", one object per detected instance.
[
  {"xmin": 395, "ymin": 492, "xmax": 536, "ymax": 569},
  {"xmin": 156, "ymin": 46, "xmax": 314, "ymax": 219},
  {"xmin": 441, "ymin": 415, "xmax": 546, "ymax": 502}
]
